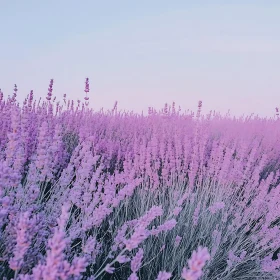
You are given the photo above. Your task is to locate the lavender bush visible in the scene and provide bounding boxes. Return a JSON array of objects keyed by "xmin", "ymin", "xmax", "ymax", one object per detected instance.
[{"xmin": 0, "ymin": 79, "xmax": 280, "ymax": 279}]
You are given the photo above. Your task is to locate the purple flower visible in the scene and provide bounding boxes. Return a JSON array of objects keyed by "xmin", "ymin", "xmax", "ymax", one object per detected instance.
[
  {"xmin": 116, "ymin": 254, "xmax": 130, "ymax": 264},
  {"xmin": 23, "ymin": 204, "xmax": 87, "ymax": 279},
  {"xmin": 9, "ymin": 212, "xmax": 31, "ymax": 271},
  {"xmin": 105, "ymin": 264, "xmax": 115, "ymax": 274},
  {"xmin": 84, "ymin": 78, "xmax": 90, "ymax": 93},
  {"xmin": 131, "ymin": 248, "xmax": 144, "ymax": 273},
  {"xmin": 173, "ymin": 206, "xmax": 182, "ymax": 216},
  {"xmin": 125, "ymin": 206, "xmax": 163, "ymax": 250},
  {"xmin": 181, "ymin": 247, "xmax": 210, "ymax": 280},
  {"xmin": 156, "ymin": 271, "xmax": 172, "ymax": 280},
  {"xmin": 46, "ymin": 79, "xmax": 54, "ymax": 101},
  {"xmin": 151, "ymin": 219, "xmax": 177, "ymax": 236},
  {"xmin": 174, "ymin": 235, "xmax": 182, "ymax": 247},
  {"xmin": 128, "ymin": 272, "xmax": 139, "ymax": 280}
]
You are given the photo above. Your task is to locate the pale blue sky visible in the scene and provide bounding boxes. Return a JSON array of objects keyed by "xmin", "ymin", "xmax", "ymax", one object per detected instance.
[{"xmin": 0, "ymin": 1, "xmax": 280, "ymax": 117}]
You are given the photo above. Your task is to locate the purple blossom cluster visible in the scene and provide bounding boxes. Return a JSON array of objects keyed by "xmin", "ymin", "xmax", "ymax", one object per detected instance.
[
  {"xmin": 0, "ymin": 80, "xmax": 280, "ymax": 279},
  {"xmin": 181, "ymin": 247, "xmax": 210, "ymax": 280}
]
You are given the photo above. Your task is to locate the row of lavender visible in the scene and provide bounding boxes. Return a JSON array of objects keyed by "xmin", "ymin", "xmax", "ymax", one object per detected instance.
[{"xmin": 0, "ymin": 80, "xmax": 280, "ymax": 279}]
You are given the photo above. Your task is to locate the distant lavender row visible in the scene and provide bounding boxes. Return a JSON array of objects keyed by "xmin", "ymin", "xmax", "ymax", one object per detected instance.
[{"xmin": 0, "ymin": 80, "xmax": 280, "ymax": 279}]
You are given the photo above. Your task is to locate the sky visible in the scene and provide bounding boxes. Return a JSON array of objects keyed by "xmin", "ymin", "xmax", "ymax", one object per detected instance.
[{"xmin": 0, "ymin": 0, "xmax": 280, "ymax": 117}]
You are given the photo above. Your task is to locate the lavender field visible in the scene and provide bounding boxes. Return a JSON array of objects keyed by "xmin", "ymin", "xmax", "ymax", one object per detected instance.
[{"xmin": 0, "ymin": 79, "xmax": 280, "ymax": 279}]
